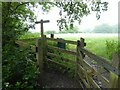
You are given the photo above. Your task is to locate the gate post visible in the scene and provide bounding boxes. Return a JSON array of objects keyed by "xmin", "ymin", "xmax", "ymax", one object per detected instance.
[
  {"xmin": 76, "ymin": 40, "xmax": 80, "ymax": 76},
  {"xmin": 109, "ymin": 52, "xmax": 120, "ymax": 88},
  {"xmin": 36, "ymin": 35, "xmax": 47, "ymax": 73},
  {"xmin": 76, "ymin": 40, "xmax": 85, "ymax": 88},
  {"xmin": 36, "ymin": 38, "xmax": 43, "ymax": 74}
]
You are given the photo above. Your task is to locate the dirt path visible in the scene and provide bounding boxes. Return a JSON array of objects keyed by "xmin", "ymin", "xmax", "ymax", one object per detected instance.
[{"xmin": 42, "ymin": 69, "xmax": 81, "ymax": 88}]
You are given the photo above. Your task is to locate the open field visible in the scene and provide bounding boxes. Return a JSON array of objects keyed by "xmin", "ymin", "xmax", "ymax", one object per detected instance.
[
  {"xmin": 20, "ymin": 33, "xmax": 119, "ymax": 60},
  {"xmin": 46, "ymin": 33, "xmax": 118, "ymax": 59}
]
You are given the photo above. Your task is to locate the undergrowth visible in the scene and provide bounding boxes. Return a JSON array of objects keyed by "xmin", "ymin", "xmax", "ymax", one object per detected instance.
[{"xmin": 2, "ymin": 45, "xmax": 41, "ymax": 89}]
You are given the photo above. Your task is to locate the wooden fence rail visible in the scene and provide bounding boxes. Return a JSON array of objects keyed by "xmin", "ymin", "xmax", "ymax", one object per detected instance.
[{"xmin": 16, "ymin": 34, "xmax": 120, "ymax": 89}]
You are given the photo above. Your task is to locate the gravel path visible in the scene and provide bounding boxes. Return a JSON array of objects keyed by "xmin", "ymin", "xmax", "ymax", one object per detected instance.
[
  {"xmin": 42, "ymin": 69, "xmax": 81, "ymax": 88},
  {"xmin": 40, "ymin": 54, "xmax": 110, "ymax": 88}
]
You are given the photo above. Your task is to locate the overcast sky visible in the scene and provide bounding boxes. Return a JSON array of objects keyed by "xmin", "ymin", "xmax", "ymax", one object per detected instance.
[{"xmin": 30, "ymin": 0, "xmax": 119, "ymax": 32}]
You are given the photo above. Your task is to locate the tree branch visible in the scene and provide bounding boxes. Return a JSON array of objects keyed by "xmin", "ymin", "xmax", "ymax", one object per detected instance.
[{"xmin": 12, "ymin": 2, "xmax": 29, "ymax": 14}]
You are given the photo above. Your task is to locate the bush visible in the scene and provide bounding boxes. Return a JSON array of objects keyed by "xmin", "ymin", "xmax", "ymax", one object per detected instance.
[
  {"xmin": 105, "ymin": 40, "xmax": 120, "ymax": 60},
  {"xmin": 2, "ymin": 45, "xmax": 40, "ymax": 89},
  {"xmin": 20, "ymin": 32, "xmax": 40, "ymax": 39}
]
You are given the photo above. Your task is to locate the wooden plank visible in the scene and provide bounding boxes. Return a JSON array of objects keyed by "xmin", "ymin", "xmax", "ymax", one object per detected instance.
[
  {"xmin": 48, "ymin": 45, "xmax": 77, "ymax": 55},
  {"xmin": 78, "ymin": 49, "xmax": 109, "ymax": 85},
  {"xmin": 35, "ymin": 20, "xmax": 50, "ymax": 24},
  {"xmin": 76, "ymin": 79, "xmax": 84, "ymax": 88},
  {"xmin": 77, "ymin": 71, "xmax": 90, "ymax": 88},
  {"xmin": 46, "ymin": 58, "xmax": 68, "ymax": 69},
  {"xmin": 78, "ymin": 59, "xmax": 109, "ymax": 87},
  {"xmin": 47, "ymin": 52, "xmax": 76, "ymax": 64},
  {"xmin": 78, "ymin": 49, "xmax": 109, "ymax": 87},
  {"xmin": 109, "ymin": 52, "xmax": 120, "ymax": 88},
  {"xmin": 79, "ymin": 47, "xmax": 120, "ymax": 75},
  {"xmin": 78, "ymin": 65, "xmax": 101, "ymax": 89},
  {"xmin": 77, "ymin": 64, "xmax": 91, "ymax": 88},
  {"xmin": 46, "ymin": 37, "xmax": 77, "ymax": 45},
  {"xmin": 19, "ymin": 37, "xmax": 39, "ymax": 41},
  {"xmin": 15, "ymin": 40, "xmax": 36, "ymax": 52},
  {"xmin": 87, "ymin": 75, "xmax": 101, "ymax": 89}
]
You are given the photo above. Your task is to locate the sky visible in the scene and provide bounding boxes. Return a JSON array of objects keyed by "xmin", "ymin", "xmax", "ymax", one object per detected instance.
[{"xmin": 29, "ymin": 0, "xmax": 119, "ymax": 32}]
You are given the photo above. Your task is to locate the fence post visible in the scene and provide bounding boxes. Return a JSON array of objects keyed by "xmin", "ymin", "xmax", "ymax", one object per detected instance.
[
  {"xmin": 76, "ymin": 40, "xmax": 87, "ymax": 88},
  {"xmin": 76, "ymin": 40, "xmax": 80, "ymax": 75},
  {"xmin": 50, "ymin": 34, "xmax": 54, "ymax": 38},
  {"xmin": 76, "ymin": 40, "xmax": 83, "ymax": 87},
  {"xmin": 37, "ymin": 38, "xmax": 44, "ymax": 74},
  {"xmin": 80, "ymin": 38, "xmax": 86, "ymax": 59},
  {"xmin": 109, "ymin": 52, "xmax": 120, "ymax": 88}
]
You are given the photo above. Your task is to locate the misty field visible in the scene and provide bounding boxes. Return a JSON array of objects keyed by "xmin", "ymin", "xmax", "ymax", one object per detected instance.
[
  {"xmin": 20, "ymin": 33, "xmax": 119, "ymax": 60},
  {"xmin": 52, "ymin": 33, "xmax": 118, "ymax": 59}
]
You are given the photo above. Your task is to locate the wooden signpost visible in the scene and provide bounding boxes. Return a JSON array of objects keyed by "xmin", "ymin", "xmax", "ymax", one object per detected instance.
[
  {"xmin": 35, "ymin": 19, "xmax": 50, "ymax": 84},
  {"xmin": 35, "ymin": 19, "xmax": 50, "ymax": 38}
]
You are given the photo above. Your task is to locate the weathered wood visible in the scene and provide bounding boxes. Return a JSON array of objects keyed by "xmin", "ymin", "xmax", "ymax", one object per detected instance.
[
  {"xmin": 79, "ymin": 47, "xmax": 120, "ymax": 75},
  {"xmin": 77, "ymin": 59, "xmax": 109, "ymax": 87},
  {"xmin": 109, "ymin": 52, "xmax": 120, "ymax": 88},
  {"xmin": 35, "ymin": 19, "xmax": 50, "ymax": 37},
  {"xmin": 37, "ymin": 38, "xmax": 44, "ymax": 74},
  {"xmin": 78, "ymin": 64, "xmax": 101, "ymax": 89},
  {"xmin": 47, "ymin": 37, "xmax": 77, "ymax": 45},
  {"xmin": 19, "ymin": 37, "xmax": 39, "ymax": 41},
  {"xmin": 80, "ymin": 38, "xmax": 85, "ymax": 47},
  {"xmin": 47, "ymin": 58, "xmax": 68, "ymax": 69},
  {"xmin": 47, "ymin": 52, "xmax": 76, "ymax": 64},
  {"xmin": 76, "ymin": 40, "xmax": 80, "ymax": 77},
  {"xmin": 15, "ymin": 40, "xmax": 36, "ymax": 52},
  {"xmin": 76, "ymin": 39, "xmax": 87, "ymax": 87},
  {"xmin": 50, "ymin": 34, "xmax": 54, "ymax": 38},
  {"xmin": 87, "ymin": 75, "xmax": 101, "ymax": 89},
  {"xmin": 48, "ymin": 45, "xmax": 77, "ymax": 55},
  {"xmin": 77, "ymin": 65, "xmax": 91, "ymax": 88}
]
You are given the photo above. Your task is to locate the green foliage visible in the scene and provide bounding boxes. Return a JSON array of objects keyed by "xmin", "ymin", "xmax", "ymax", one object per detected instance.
[
  {"xmin": 105, "ymin": 40, "xmax": 119, "ymax": 60},
  {"xmin": 55, "ymin": 1, "xmax": 108, "ymax": 30},
  {"xmin": 45, "ymin": 40, "xmax": 76, "ymax": 77},
  {"xmin": 2, "ymin": 2, "xmax": 36, "ymax": 46},
  {"xmin": 59, "ymin": 26, "xmax": 79, "ymax": 33},
  {"xmin": 2, "ymin": 45, "xmax": 40, "ymax": 89},
  {"xmin": 36, "ymin": 1, "xmax": 108, "ymax": 31},
  {"xmin": 20, "ymin": 32, "xmax": 40, "ymax": 39}
]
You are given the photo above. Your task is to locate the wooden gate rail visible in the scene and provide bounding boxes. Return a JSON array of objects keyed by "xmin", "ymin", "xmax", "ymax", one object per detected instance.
[
  {"xmin": 76, "ymin": 39, "xmax": 120, "ymax": 88},
  {"xmin": 47, "ymin": 45, "xmax": 77, "ymax": 55},
  {"xmin": 47, "ymin": 52, "xmax": 76, "ymax": 64},
  {"xmin": 19, "ymin": 37, "xmax": 39, "ymax": 41},
  {"xmin": 46, "ymin": 37, "xmax": 77, "ymax": 45},
  {"xmin": 15, "ymin": 40, "xmax": 36, "ymax": 52},
  {"xmin": 79, "ymin": 47, "xmax": 120, "ymax": 75}
]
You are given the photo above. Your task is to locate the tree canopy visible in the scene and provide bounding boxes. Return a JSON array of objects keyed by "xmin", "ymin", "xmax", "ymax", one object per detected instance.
[{"xmin": 2, "ymin": 1, "xmax": 108, "ymax": 45}]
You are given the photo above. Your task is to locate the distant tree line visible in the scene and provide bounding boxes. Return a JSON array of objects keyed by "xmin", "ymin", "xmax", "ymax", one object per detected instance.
[
  {"xmin": 45, "ymin": 24, "xmax": 118, "ymax": 34},
  {"xmin": 92, "ymin": 24, "xmax": 118, "ymax": 33}
]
